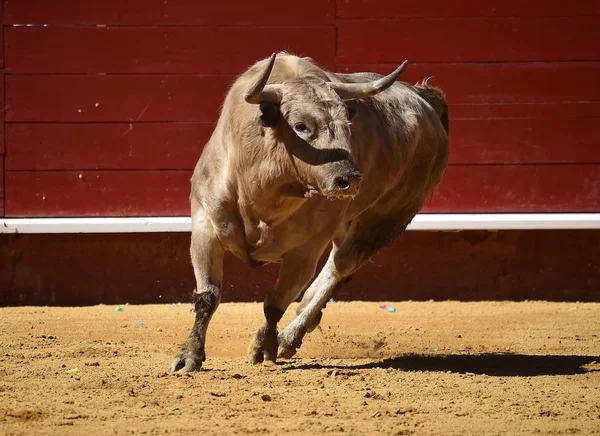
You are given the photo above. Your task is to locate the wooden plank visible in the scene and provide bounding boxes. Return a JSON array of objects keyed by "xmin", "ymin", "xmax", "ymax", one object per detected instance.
[
  {"xmin": 337, "ymin": 0, "xmax": 600, "ymax": 19},
  {"xmin": 424, "ymin": 165, "xmax": 600, "ymax": 213},
  {"xmin": 5, "ymin": 171, "xmax": 193, "ymax": 217},
  {"xmin": 450, "ymin": 118, "xmax": 600, "ymax": 164},
  {"xmin": 6, "ymin": 75, "xmax": 233, "ymax": 122},
  {"xmin": 0, "ymin": 158, "xmax": 4, "ymax": 217},
  {"xmin": 0, "ymin": 73, "xmax": 4, "ymax": 154},
  {"xmin": 6, "ymin": 117, "xmax": 600, "ymax": 170},
  {"xmin": 6, "ymin": 26, "xmax": 336, "ymax": 74},
  {"xmin": 6, "ymin": 123, "xmax": 212, "ymax": 170},
  {"xmin": 0, "ymin": 10, "xmax": 3, "ymax": 70},
  {"xmin": 337, "ymin": 62, "xmax": 600, "ymax": 104},
  {"xmin": 337, "ymin": 18, "xmax": 600, "ymax": 63},
  {"xmin": 4, "ymin": 0, "xmax": 335, "ymax": 25},
  {"xmin": 1, "ymin": 5, "xmax": 3, "ymax": 218},
  {"xmin": 2, "ymin": 230, "xmax": 599, "ymax": 305},
  {"xmin": 8, "ymin": 62, "xmax": 600, "ymax": 122},
  {"xmin": 452, "ymin": 103, "xmax": 600, "ymax": 120},
  {"xmin": 6, "ymin": 165, "xmax": 600, "ymax": 217}
]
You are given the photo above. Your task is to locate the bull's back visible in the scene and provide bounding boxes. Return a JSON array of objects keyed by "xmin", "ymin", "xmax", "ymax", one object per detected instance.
[{"xmin": 345, "ymin": 79, "xmax": 449, "ymax": 230}]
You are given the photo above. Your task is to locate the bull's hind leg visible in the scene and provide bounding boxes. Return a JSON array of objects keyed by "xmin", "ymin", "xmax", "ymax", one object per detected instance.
[
  {"xmin": 248, "ymin": 238, "xmax": 330, "ymax": 364},
  {"xmin": 278, "ymin": 218, "xmax": 411, "ymax": 358},
  {"xmin": 168, "ymin": 202, "xmax": 224, "ymax": 373}
]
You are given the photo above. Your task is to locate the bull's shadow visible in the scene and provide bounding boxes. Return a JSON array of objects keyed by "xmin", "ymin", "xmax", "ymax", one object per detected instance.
[{"xmin": 284, "ymin": 353, "xmax": 599, "ymax": 377}]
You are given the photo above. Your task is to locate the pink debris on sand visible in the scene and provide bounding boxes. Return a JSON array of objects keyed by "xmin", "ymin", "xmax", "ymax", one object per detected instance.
[{"xmin": 379, "ymin": 304, "xmax": 387, "ymax": 309}]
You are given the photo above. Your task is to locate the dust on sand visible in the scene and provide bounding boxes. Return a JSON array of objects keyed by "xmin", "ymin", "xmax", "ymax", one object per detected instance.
[{"xmin": 0, "ymin": 301, "xmax": 599, "ymax": 435}]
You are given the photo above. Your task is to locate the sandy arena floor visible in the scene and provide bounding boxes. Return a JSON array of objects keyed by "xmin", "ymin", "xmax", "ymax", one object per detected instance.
[{"xmin": 0, "ymin": 301, "xmax": 599, "ymax": 435}]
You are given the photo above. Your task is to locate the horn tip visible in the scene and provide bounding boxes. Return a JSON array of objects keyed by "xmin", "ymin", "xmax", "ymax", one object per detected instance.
[{"xmin": 388, "ymin": 60, "xmax": 408, "ymax": 82}]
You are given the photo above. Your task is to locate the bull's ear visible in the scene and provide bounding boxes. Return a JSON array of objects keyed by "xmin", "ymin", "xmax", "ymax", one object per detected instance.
[
  {"xmin": 346, "ymin": 103, "xmax": 358, "ymax": 121},
  {"xmin": 259, "ymin": 102, "xmax": 281, "ymax": 127}
]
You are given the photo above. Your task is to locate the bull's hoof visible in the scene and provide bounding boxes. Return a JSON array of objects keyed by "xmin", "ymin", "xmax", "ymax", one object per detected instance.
[
  {"xmin": 278, "ymin": 346, "xmax": 297, "ymax": 359},
  {"xmin": 277, "ymin": 331, "xmax": 301, "ymax": 359},
  {"xmin": 248, "ymin": 348, "xmax": 278, "ymax": 365},
  {"xmin": 167, "ymin": 349, "xmax": 205, "ymax": 373},
  {"xmin": 248, "ymin": 326, "xmax": 278, "ymax": 365}
]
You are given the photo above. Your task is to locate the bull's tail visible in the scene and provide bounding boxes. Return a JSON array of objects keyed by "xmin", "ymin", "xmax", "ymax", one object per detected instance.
[{"xmin": 414, "ymin": 80, "xmax": 449, "ymax": 135}]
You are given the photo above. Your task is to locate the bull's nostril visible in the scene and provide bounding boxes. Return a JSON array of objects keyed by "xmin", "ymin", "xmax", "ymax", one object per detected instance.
[{"xmin": 335, "ymin": 177, "xmax": 351, "ymax": 190}]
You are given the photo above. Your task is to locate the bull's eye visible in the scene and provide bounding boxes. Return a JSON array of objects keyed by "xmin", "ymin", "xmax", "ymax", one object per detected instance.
[{"xmin": 294, "ymin": 123, "xmax": 309, "ymax": 134}]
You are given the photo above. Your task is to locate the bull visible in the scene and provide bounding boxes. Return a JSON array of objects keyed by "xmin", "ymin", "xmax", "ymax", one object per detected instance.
[{"xmin": 168, "ymin": 53, "xmax": 449, "ymax": 372}]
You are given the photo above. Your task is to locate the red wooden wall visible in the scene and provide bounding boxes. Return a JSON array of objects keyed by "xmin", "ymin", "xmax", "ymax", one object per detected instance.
[{"xmin": 2, "ymin": 1, "xmax": 600, "ymax": 217}]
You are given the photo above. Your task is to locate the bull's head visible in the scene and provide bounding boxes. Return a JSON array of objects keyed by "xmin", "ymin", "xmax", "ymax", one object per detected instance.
[{"xmin": 244, "ymin": 53, "xmax": 407, "ymax": 200}]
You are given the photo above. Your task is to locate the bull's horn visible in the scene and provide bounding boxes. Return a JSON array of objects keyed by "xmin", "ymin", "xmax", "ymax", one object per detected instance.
[
  {"xmin": 329, "ymin": 60, "xmax": 408, "ymax": 100},
  {"xmin": 244, "ymin": 53, "xmax": 283, "ymax": 104}
]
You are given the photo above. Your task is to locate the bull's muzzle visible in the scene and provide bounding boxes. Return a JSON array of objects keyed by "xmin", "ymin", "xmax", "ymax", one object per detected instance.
[{"xmin": 325, "ymin": 171, "xmax": 362, "ymax": 199}]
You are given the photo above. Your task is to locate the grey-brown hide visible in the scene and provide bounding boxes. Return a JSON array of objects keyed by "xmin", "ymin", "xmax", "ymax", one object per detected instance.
[
  {"xmin": 278, "ymin": 76, "xmax": 361, "ymax": 194},
  {"xmin": 204, "ymin": 57, "xmax": 365, "ymax": 262},
  {"xmin": 168, "ymin": 53, "xmax": 449, "ymax": 373}
]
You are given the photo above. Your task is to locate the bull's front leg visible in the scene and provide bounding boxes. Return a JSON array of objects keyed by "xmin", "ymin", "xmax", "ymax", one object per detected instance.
[
  {"xmin": 168, "ymin": 205, "xmax": 224, "ymax": 373},
  {"xmin": 248, "ymin": 240, "xmax": 328, "ymax": 364}
]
